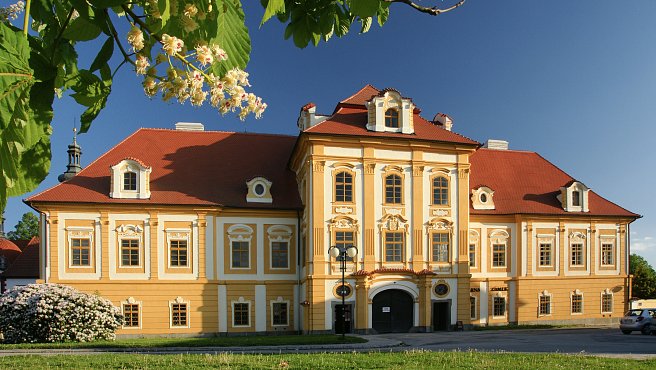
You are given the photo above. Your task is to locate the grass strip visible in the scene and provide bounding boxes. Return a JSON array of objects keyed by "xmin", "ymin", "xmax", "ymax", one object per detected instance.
[{"xmin": 0, "ymin": 351, "xmax": 654, "ymax": 369}]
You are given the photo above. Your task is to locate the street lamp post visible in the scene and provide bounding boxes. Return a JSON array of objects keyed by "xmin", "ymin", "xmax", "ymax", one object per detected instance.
[{"xmin": 328, "ymin": 244, "xmax": 358, "ymax": 339}]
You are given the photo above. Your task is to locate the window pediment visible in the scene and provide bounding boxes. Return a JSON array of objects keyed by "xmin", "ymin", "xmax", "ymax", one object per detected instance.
[{"xmin": 110, "ymin": 158, "xmax": 151, "ymax": 199}]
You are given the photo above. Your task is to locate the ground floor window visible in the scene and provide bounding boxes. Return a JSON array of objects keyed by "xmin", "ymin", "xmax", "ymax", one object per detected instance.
[
  {"xmin": 571, "ymin": 293, "xmax": 583, "ymax": 314},
  {"xmin": 123, "ymin": 304, "xmax": 139, "ymax": 327},
  {"xmin": 470, "ymin": 296, "xmax": 477, "ymax": 319},
  {"xmin": 601, "ymin": 291, "xmax": 613, "ymax": 313},
  {"xmin": 233, "ymin": 302, "xmax": 250, "ymax": 326},
  {"xmin": 272, "ymin": 302, "xmax": 288, "ymax": 326},
  {"xmin": 493, "ymin": 296, "xmax": 506, "ymax": 317},
  {"xmin": 171, "ymin": 303, "xmax": 188, "ymax": 327},
  {"xmin": 539, "ymin": 294, "xmax": 551, "ymax": 316}
]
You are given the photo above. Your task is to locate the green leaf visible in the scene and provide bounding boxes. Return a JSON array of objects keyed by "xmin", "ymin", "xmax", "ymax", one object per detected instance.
[
  {"xmin": 377, "ymin": 1, "xmax": 390, "ymax": 26},
  {"xmin": 348, "ymin": 0, "xmax": 380, "ymax": 18},
  {"xmin": 360, "ymin": 16, "xmax": 372, "ymax": 34},
  {"xmin": 260, "ymin": 0, "xmax": 285, "ymax": 26},
  {"xmin": 210, "ymin": 0, "xmax": 251, "ymax": 76},
  {"xmin": 0, "ymin": 23, "xmax": 53, "ymax": 213},
  {"xmin": 158, "ymin": 0, "xmax": 170, "ymax": 28},
  {"xmin": 90, "ymin": 37, "xmax": 114, "ymax": 72},
  {"xmin": 70, "ymin": 70, "xmax": 111, "ymax": 133},
  {"xmin": 62, "ymin": 16, "xmax": 102, "ymax": 41}
]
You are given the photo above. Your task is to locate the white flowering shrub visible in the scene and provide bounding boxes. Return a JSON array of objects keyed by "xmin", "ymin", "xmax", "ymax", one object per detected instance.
[{"xmin": 0, "ymin": 284, "xmax": 123, "ymax": 343}]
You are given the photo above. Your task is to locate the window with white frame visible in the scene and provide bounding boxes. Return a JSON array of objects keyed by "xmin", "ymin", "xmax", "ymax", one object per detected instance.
[
  {"xmin": 601, "ymin": 239, "xmax": 614, "ymax": 266},
  {"xmin": 166, "ymin": 229, "xmax": 190, "ymax": 268},
  {"xmin": 67, "ymin": 227, "xmax": 94, "ymax": 268},
  {"xmin": 469, "ymin": 230, "xmax": 479, "ymax": 268},
  {"xmin": 233, "ymin": 299, "xmax": 250, "ymax": 327},
  {"xmin": 432, "ymin": 176, "xmax": 449, "ymax": 206},
  {"xmin": 432, "ymin": 232, "xmax": 450, "ymax": 263},
  {"xmin": 490, "ymin": 230, "xmax": 509, "ymax": 268},
  {"xmin": 493, "ymin": 296, "xmax": 506, "ymax": 317},
  {"xmin": 116, "ymin": 224, "xmax": 143, "ymax": 268},
  {"xmin": 268, "ymin": 225, "xmax": 292, "ymax": 269},
  {"xmin": 271, "ymin": 298, "xmax": 289, "ymax": 326},
  {"xmin": 539, "ymin": 291, "xmax": 552, "ymax": 316},
  {"xmin": 385, "ymin": 232, "xmax": 404, "ymax": 262},
  {"xmin": 384, "ymin": 174, "xmax": 403, "ymax": 204},
  {"xmin": 122, "ymin": 297, "xmax": 141, "ymax": 328},
  {"xmin": 539, "ymin": 242, "xmax": 552, "ymax": 267},
  {"xmin": 601, "ymin": 290, "xmax": 613, "ymax": 313},
  {"xmin": 170, "ymin": 297, "xmax": 189, "ymax": 328},
  {"xmin": 110, "ymin": 158, "xmax": 151, "ymax": 199},
  {"xmin": 570, "ymin": 243, "xmax": 584, "ymax": 266},
  {"xmin": 334, "ymin": 171, "xmax": 354, "ymax": 203},
  {"xmin": 228, "ymin": 224, "xmax": 253, "ymax": 269},
  {"xmin": 571, "ymin": 291, "xmax": 583, "ymax": 314},
  {"xmin": 123, "ymin": 171, "xmax": 137, "ymax": 191}
]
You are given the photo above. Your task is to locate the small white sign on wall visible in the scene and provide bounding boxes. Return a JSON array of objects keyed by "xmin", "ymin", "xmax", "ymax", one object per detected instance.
[{"xmin": 382, "ymin": 307, "xmax": 391, "ymax": 313}]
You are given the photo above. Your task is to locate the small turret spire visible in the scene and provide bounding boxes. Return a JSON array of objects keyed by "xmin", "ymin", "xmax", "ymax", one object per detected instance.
[{"xmin": 58, "ymin": 124, "xmax": 83, "ymax": 182}]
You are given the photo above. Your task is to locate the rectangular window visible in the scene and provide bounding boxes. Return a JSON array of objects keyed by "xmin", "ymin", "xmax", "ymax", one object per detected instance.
[
  {"xmin": 335, "ymin": 172, "xmax": 353, "ymax": 202},
  {"xmin": 120, "ymin": 239, "xmax": 140, "ymax": 266},
  {"xmin": 123, "ymin": 171, "xmax": 137, "ymax": 191},
  {"xmin": 272, "ymin": 302, "xmax": 288, "ymax": 326},
  {"xmin": 539, "ymin": 243, "xmax": 552, "ymax": 266},
  {"xmin": 271, "ymin": 241, "xmax": 289, "ymax": 268},
  {"xmin": 71, "ymin": 238, "xmax": 91, "ymax": 266},
  {"xmin": 470, "ymin": 296, "xmax": 477, "ymax": 319},
  {"xmin": 334, "ymin": 231, "xmax": 355, "ymax": 262},
  {"xmin": 492, "ymin": 244, "xmax": 506, "ymax": 267},
  {"xmin": 570, "ymin": 243, "xmax": 583, "ymax": 266},
  {"xmin": 385, "ymin": 175, "xmax": 402, "ymax": 204},
  {"xmin": 469, "ymin": 244, "xmax": 476, "ymax": 268},
  {"xmin": 231, "ymin": 241, "xmax": 250, "ymax": 268},
  {"xmin": 171, "ymin": 303, "xmax": 187, "ymax": 327},
  {"xmin": 233, "ymin": 303, "xmax": 250, "ymax": 326},
  {"xmin": 432, "ymin": 233, "xmax": 449, "ymax": 263},
  {"xmin": 572, "ymin": 190, "xmax": 581, "ymax": 206},
  {"xmin": 493, "ymin": 296, "xmax": 506, "ymax": 317},
  {"xmin": 601, "ymin": 243, "xmax": 614, "ymax": 265},
  {"xmin": 385, "ymin": 232, "xmax": 404, "ymax": 262},
  {"xmin": 571, "ymin": 294, "xmax": 583, "ymax": 314},
  {"xmin": 601, "ymin": 293, "xmax": 613, "ymax": 313},
  {"xmin": 123, "ymin": 304, "xmax": 139, "ymax": 327},
  {"xmin": 169, "ymin": 240, "xmax": 188, "ymax": 267},
  {"xmin": 539, "ymin": 295, "xmax": 551, "ymax": 315},
  {"xmin": 432, "ymin": 176, "xmax": 449, "ymax": 205}
]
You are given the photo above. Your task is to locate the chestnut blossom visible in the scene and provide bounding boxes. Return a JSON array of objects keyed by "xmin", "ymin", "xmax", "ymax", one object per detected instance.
[
  {"xmin": 195, "ymin": 45, "xmax": 214, "ymax": 66},
  {"xmin": 183, "ymin": 4, "xmax": 198, "ymax": 18},
  {"xmin": 127, "ymin": 26, "xmax": 145, "ymax": 52},
  {"xmin": 0, "ymin": 1, "xmax": 25, "ymax": 22},
  {"xmin": 180, "ymin": 16, "xmax": 199, "ymax": 33},
  {"xmin": 135, "ymin": 54, "xmax": 150, "ymax": 75},
  {"xmin": 143, "ymin": 77, "xmax": 157, "ymax": 97},
  {"xmin": 211, "ymin": 45, "xmax": 228, "ymax": 61},
  {"xmin": 161, "ymin": 34, "xmax": 184, "ymax": 55}
]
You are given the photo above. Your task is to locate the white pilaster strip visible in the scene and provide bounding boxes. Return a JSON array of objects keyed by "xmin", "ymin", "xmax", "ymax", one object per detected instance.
[
  {"xmin": 293, "ymin": 285, "xmax": 299, "ymax": 330},
  {"xmin": 255, "ymin": 285, "xmax": 266, "ymax": 332},
  {"xmin": 480, "ymin": 281, "xmax": 488, "ymax": 324},
  {"xmin": 218, "ymin": 285, "xmax": 227, "ymax": 332},
  {"xmin": 206, "ymin": 215, "xmax": 214, "ymax": 280}
]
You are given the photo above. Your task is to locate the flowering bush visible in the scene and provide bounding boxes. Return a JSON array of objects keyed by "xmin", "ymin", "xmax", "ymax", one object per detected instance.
[{"xmin": 0, "ymin": 284, "xmax": 123, "ymax": 343}]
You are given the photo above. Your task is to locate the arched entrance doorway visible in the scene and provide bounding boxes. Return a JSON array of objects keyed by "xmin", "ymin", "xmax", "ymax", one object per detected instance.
[{"xmin": 372, "ymin": 289, "xmax": 414, "ymax": 333}]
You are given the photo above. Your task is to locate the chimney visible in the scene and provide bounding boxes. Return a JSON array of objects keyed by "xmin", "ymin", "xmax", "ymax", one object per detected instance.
[
  {"xmin": 297, "ymin": 103, "xmax": 329, "ymax": 131},
  {"xmin": 432, "ymin": 113, "xmax": 453, "ymax": 131},
  {"xmin": 175, "ymin": 122, "xmax": 205, "ymax": 131},
  {"xmin": 483, "ymin": 139, "xmax": 509, "ymax": 150},
  {"xmin": 58, "ymin": 128, "xmax": 83, "ymax": 182}
]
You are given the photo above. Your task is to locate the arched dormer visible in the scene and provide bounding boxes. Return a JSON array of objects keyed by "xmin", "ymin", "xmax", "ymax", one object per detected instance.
[
  {"xmin": 246, "ymin": 177, "xmax": 273, "ymax": 203},
  {"xmin": 110, "ymin": 158, "xmax": 151, "ymax": 199},
  {"xmin": 558, "ymin": 181, "xmax": 589, "ymax": 212},
  {"xmin": 471, "ymin": 186, "xmax": 495, "ymax": 210},
  {"xmin": 365, "ymin": 89, "xmax": 415, "ymax": 134}
]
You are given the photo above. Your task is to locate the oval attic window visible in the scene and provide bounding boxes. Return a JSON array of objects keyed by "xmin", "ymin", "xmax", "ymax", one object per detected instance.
[
  {"xmin": 254, "ymin": 183, "xmax": 265, "ymax": 196},
  {"xmin": 480, "ymin": 193, "xmax": 487, "ymax": 203}
]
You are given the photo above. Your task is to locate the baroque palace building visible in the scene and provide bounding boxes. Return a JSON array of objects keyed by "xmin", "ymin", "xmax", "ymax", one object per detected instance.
[{"xmin": 26, "ymin": 85, "xmax": 639, "ymax": 335}]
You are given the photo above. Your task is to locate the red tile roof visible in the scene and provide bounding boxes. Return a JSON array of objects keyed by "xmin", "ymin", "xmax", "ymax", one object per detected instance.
[
  {"xmin": 1, "ymin": 237, "xmax": 39, "ymax": 278},
  {"xmin": 27, "ymin": 129, "xmax": 302, "ymax": 209},
  {"xmin": 0, "ymin": 238, "xmax": 22, "ymax": 268},
  {"xmin": 470, "ymin": 149, "xmax": 639, "ymax": 217}
]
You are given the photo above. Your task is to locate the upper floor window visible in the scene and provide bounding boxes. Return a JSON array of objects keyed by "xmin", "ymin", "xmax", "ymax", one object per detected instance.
[
  {"xmin": 469, "ymin": 243, "xmax": 476, "ymax": 268},
  {"xmin": 432, "ymin": 232, "xmax": 450, "ymax": 263},
  {"xmin": 271, "ymin": 242, "xmax": 289, "ymax": 269},
  {"xmin": 601, "ymin": 241, "xmax": 614, "ymax": 266},
  {"xmin": 123, "ymin": 171, "xmax": 137, "ymax": 191},
  {"xmin": 384, "ymin": 232, "xmax": 404, "ymax": 262},
  {"xmin": 539, "ymin": 242, "xmax": 552, "ymax": 267},
  {"xmin": 121, "ymin": 239, "xmax": 140, "ymax": 267},
  {"xmin": 385, "ymin": 108, "xmax": 399, "ymax": 128},
  {"xmin": 570, "ymin": 243, "xmax": 584, "ymax": 266},
  {"xmin": 492, "ymin": 244, "xmax": 506, "ymax": 267},
  {"xmin": 232, "ymin": 241, "xmax": 250, "ymax": 268},
  {"xmin": 572, "ymin": 190, "xmax": 581, "ymax": 206},
  {"xmin": 71, "ymin": 238, "xmax": 91, "ymax": 266},
  {"xmin": 334, "ymin": 231, "xmax": 355, "ymax": 262},
  {"xmin": 169, "ymin": 239, "xmax": 188, "ymax": 267},
  {"xmin": 432, "ymin": 176, "xmax": 449, "ymax": 206},
  {"xmin": 489, "ymin": 229, "xmax": 509, "ymax": 269},
  {"xmin": 385, "ymin": 174, "xmax": 402, "ymax": 204},
  {"xmin": 335, "ymin": 171, "xmax": 353, "ymax": 202}
]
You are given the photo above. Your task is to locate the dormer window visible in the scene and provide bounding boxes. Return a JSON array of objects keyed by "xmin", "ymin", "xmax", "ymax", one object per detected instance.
[
  {"xmin": 385, "ymin": 108, "xmax": 399, "ymax": 128},
  {"xmin": 471, "ymin": 186, "xmax": 495, "ymax": 210},
  {"xmin": 559, "ymin": 181, "xmax": 589, "ymax": 212},
  {"xmin": 123, "ymin": 171, "xmax": 137, "ymax": 191},
  {"xmin": 110, "ymin": 158, "xmax": 151, "ymax": 199},
  {"xmin": 365, "ymin": 89, "xmax": 415, "ymax": 134},
  {"xmin": 246, "ymin": 177, "xmax": 272, "ymax": 203}
]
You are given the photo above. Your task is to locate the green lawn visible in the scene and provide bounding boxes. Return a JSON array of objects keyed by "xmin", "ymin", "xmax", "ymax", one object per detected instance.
[
  {"xmin": 0, "ymin": 351, "xmax": 653, "ymax": 369},
  {"xmin": 0, "ymin": 334, "xmax": 365, "ymax": 349}
]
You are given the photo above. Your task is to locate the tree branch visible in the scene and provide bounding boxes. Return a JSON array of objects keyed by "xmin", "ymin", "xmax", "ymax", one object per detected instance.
[
  {"xmin": 383, "ymin": 0, "xmax": 466, "ymax": 16},
  {"xmin": 105, "ymin": 9, "xmax": 135, "ymax": 68}
]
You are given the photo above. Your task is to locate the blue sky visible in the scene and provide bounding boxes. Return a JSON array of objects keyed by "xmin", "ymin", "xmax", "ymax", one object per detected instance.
[{"xmin": 5, "ymin": 1, "xmax": 656, "ymax": 267}]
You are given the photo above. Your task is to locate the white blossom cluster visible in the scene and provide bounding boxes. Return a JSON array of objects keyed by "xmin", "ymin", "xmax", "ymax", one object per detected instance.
[
  {"xmin": 0, "ymin": 1, "xmax": 24, "ymax": 22},
  {"xmin": 126, "ymin": 2, "xmax": 267, "ymax": 121},
  {"xmin": 0, "ymin": 283, "xmax": 123, "ymax": 343}
]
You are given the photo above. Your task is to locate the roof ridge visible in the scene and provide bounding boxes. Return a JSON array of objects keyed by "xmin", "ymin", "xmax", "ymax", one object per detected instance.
[
  {"xmin": 415, "ymin": 114, "xmax": 480, "ymax": 145},
  {"xmin": 138, "ymin": 127, "xmax": 298, "ymax": 139}
]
